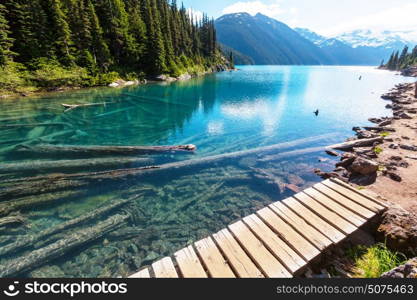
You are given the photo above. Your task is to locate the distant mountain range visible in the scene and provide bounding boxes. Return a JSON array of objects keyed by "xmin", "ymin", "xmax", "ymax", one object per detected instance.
[
  {"xmin": 215, "ymin": 13, "xmax": 330, "ymax": 65},
  {"xmin": 216, "ymin": 13, "xmax": 417, "ymax": 66}
]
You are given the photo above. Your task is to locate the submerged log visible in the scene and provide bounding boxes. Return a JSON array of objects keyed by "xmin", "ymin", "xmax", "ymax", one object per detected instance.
[
  {"xmin": 0, "ymin": 213, "xmax": 130, "ymax": 277},
  {"xmin": 0, "ymin": 214, "xmax": 26, "ymax": 228},
  {"xmin": 2, "ymin": 134, "xmax": 338, "ymax": 195},
  {"xmin": 0, "ymin": 190, "xmax": 85, "ymax": 216},
  {"xmin": 0, "ymin": 196, "xmax": 136, "ymax": 257},
  {"xmin": 326, "ymin": 137, "xmax": 383, "ymax": 151},
  {"xmin": 62, "ymin": 102, "xmax": 109, "ymax": 112},
  {"xmin": 14, "ymin": 144, "xmax": 197, "ymax": 156},
  {"xmin": 0, "ymin": 157, "xmax": 154, "ymax": 174},
  {"xmin": 0, "ymin": 122, "xmax": 73, "ymax": 129}
]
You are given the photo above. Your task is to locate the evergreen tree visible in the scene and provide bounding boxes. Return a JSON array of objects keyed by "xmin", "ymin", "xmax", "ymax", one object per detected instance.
[
  {"xmin": 0, "ymin": 3, "xmax": 14, "ymax": 65},
  {"xmin": 46, "ymin": 0, "xmax": 75, "ymax": 65}
]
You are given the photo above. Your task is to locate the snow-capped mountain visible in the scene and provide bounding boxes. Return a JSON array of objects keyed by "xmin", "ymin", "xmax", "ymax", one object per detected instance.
[
  {"xmin": 295, "ymin": 27, "xmax": 417, "ymax": 65},
  {"xmin": 334, "ymin": 29, "xmax": 417, "ymax": 49}
]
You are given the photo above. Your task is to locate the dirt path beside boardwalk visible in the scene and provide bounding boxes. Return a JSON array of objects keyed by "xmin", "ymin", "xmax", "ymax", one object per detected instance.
[{"xmin": 316, "ymin": 81, "xmax": 417, "ymax": 213}]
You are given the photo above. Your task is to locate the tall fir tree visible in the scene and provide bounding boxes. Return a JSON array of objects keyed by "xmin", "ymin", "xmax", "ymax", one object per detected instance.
[{"xmin": 0, "ymin": 3, "xmax": 14, "ymax": 66}]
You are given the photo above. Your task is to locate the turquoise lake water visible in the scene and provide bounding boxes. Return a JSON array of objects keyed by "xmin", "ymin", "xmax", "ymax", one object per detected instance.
[{"xmin": 0, "ymin": 66, "xmax": 414, "ymax": 277}]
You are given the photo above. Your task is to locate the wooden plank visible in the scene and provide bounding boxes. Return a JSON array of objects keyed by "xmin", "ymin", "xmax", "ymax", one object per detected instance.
[
  {"xmin": 303, "ymin": 187, "xmax": 366, "ymax": 227},
  {"xmin": 212, "ymin": 229, "xmax": 264, "ymax": 278},
  {"xmin": 129, "ymin": 268, "xmax": 151, "ymax": 278},
  {"xmin": 322, "ymin": 180, "xmax": 385, "ymax": 213},
  {"xmin": 330, "ymin": 178, "xmax": 389, "ymax": 208},
  {"xmin": 174, "ymin": 246, "xmax": 208, "ymax": 278},
  {"xmin": 228, "ymin": 221, "xmax": 292, "ymax": 278},
  {"xmin": 255, "ymin": 208, "xmax": 320, "ymax": 263},
  {"xmin": 195, "ymin": 237, "xmax": 235, "ymax": 278},
  {"xmin": 242, "ymin": 214, "xmax": 306, "ymax": 274},
  {"xmin": 313, "ymin": 183, "xmax": 375, "ymax": 219},
  {"xmin": 152, "ymin": 257, "xmax": 178, "ymax": 278},
  {"xmin": 294, "ymin": 193, "xmax": 358, "ymax": 235},
  {"xmin": 269, "ymin": 201, "xmax": 333, "ymax": 250},
  {"xmin": 282, "ymin": 197, "xmax": 345, "ymax": 244}
]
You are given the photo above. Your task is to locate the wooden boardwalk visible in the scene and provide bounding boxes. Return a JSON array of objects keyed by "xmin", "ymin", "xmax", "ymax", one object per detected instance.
[{"xmin": 129, "ymin": 178, "xmax": 388, "ymax": 278}]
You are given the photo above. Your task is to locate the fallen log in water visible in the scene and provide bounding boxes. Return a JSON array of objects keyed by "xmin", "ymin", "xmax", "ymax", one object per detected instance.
[
  {"xmin": 0, "ymin": 122, "xmax": 73, "ymax": 129},
  {"xmin": 0, "ymin": 196, "xmax": 136, "ymax": 257},
  {"xmin": 0, "ymin": 213, "xmax": 130, "ymax": 277},
  {"xmin": 0, "ymin": 190, "xmax": 85, "ymax": 216},
  {"xmin": 326, "ymin": 137, "xmax": 383, "ymax": 151},
  {"xmin": 0, "ymin": 157, "xmax": 155, "ymax": 174},
  {"xmin": 2, "ymin": 134, "xmax": 338, "ymax": 194},
  {"xmin": 0, "ymin": 214, "xmax": 26, "ymax": 228},
  {"xmin": 13, "ymin": 144, "xmax": 197, "ymax": 157},
  {"xmin": 62, "ymin": 102, "xmax": 109, "ymax": 112}
]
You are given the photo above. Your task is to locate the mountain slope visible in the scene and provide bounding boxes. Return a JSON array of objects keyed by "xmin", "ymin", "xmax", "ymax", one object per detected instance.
[{"xmin": 215, "ymin": 13, "xmax": 331, "ymax": 65}]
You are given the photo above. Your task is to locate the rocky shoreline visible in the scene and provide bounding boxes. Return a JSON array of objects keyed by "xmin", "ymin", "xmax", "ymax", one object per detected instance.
[
  {"xmin": 315, "ymin": 81, "xmax": 417, "ymax": 209},
  {"xmin": 310, "ymin": 79, "xmax": 417, "ymax": 278}
]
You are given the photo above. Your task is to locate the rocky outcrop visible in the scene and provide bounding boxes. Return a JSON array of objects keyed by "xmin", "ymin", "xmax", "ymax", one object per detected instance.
[
  {"xmin": 108, "ymin": 79, "xmax": 141, "ymax": 88},
  {"xmin": 381, "ymin": 258, "xmax": 417, "ymax": 278},
  {"xmin": 350, "ymin": 157, "xmax": 379, "ymax": 175},
  {"xmin": 401, "ymin": 66, "xmax": 417, "ymax": 77},
  {"xmin": 377, "ymin": 205, "xmax": 417, "ymax": 255}
]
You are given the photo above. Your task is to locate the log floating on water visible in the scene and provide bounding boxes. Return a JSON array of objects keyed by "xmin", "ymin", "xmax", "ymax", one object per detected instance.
[
  {"xmin": 0, "ymin": 213, "xmax": 130, "ymax": 277},
  {"xmin": 326, "ymin": 137, "xmax": 383, "ymax": 151},
  {"xmin": 13, "ymin": 144, "xmax": 197, "ymax": 156}
]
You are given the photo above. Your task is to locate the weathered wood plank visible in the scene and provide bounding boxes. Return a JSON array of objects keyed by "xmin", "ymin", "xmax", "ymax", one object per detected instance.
[
  {"xmin": 329, "ymin": 178, "xmax": 389, "ymax": 208},
  {"xmin": 322, "ymin": 180, "xmax": 385, "ymax": 213},
  {"xmin": 242, "ymin": 214, "xmax": 306, "ymax": 274},
  {"xmin": 294, "ymin": 193, "xmax": 358, "ymax": 235},
  {"xmin": 228, "ymin": 221, "xmax": 292, "ymax": 278},
  {"xmin": 282, "ymin": 197, "xmax": 345, "ymax": 244},
  {"xmin": 313, "ymin": 183, "xmax": 375, "ymax": 219},
  {"xmin": 303, "ymin": 188, "xmax": 366, "ymax": 227},
  {"xmin": 174, "ymin": 246, "xmax": 207, "ymax": 278},
  {"xmin": 129, "ymin": 268, "xmax": 151, "ymax": 278},
  {"xmin": 195, "ymin": 237, "xmax": 235, "ymax": 278},
  {"xmin": 212, "ymin": 229, "xmax": 264, "ymax": 278},
  {"xmin": 256, "ymin": 208, "xmax": 320, "ymax": 262},
  {"xmin": 269, "ymin": 201, "xmax": 333, "ymax": 250},
  {"xmin": 152, "ymin": 257, "xmax": 178, "ymax": 278}
]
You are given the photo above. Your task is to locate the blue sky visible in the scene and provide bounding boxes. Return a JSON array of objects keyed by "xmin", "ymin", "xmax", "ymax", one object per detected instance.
[{"xmin": 182, "ymin": 0, "xmax": 417, "ymax": 37}]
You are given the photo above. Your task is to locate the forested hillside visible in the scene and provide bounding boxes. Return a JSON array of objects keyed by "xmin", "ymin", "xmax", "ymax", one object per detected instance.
[
  {"xmin": 0, "ymin": 0, "xmax": 226, "ymax": 95},
  {"xmin": 384, "ymin": 45, "xmax": 417, "ymax": 71}
]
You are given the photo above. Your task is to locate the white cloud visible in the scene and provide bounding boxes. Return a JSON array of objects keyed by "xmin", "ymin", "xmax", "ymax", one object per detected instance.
[
  {"xmin": 321, "ymin": 3, "xmax": 417, "ymax": 36},
  {"xmin": 187, "ymin": 8, "xmax": 203, "ymax": 23},
  {"xmin": 222, "ymin": 1, "xmax": 285, "ymax": 19}
]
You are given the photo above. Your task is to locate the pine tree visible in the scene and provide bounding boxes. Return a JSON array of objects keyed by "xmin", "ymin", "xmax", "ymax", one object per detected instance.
[
  {"xmin": 399, "ymin": 45, "xmax": 409, "ymax": 66},
  {"xmin": 47, "ymin": 0, "xmax": 75, "ymax": 65},
  {"xmin": 0, "ymin": 3, "xmax": 14, "ymax": 66}
]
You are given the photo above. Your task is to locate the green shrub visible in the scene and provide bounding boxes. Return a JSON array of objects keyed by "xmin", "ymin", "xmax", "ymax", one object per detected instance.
[
  {"xmin": 29, "ymin": 58, "xmax": 90, "ymax": 88},
  {"xmin": 0, "ymin": 62, "xmax": 28, "ymax": 92},
  {"xmin": 380, "ymin": 132, "xmax": 391, "ymax": 138},
  {"xmin": 97, "ymin": 71, "xmax": 120, "ymax": 85}
]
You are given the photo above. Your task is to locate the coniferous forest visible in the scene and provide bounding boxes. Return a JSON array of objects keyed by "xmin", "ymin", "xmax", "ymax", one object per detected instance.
[
  {"xmin": 0, "ymin": 0, "xmax": 227, "ymax": 95},
  {"xmin": 384, "ymin": 45, "xmax": 417, "ymax": 71}
]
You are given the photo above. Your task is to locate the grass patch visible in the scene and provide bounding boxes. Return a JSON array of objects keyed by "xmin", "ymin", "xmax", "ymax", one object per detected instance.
[
  {"xmin": 347, "ymin": 244, "xmax": 406, "ymax": 278},
  {"xmin": 374, "ymin": 146, "xmax": 384, "ymax": 155},
  {"xmin": 380, "ymin": 132, "xmax": 391, "ymax": 138}
]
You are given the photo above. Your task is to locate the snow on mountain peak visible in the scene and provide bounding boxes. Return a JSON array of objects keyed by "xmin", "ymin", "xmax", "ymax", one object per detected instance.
[{"xmin": 333, "ymin": 29, "xmax": 417, "ymax": 48}]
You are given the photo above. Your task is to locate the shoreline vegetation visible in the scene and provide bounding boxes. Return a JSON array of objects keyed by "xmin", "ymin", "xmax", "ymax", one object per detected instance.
[{"xmin": 0, "ymin": 0, "xmax": 232, "ymax": 99}]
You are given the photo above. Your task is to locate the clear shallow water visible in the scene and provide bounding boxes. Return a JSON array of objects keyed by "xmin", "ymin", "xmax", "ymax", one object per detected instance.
[{"xmin": 0, "ymin": 66, "xmax": 413, "ymax": 277}]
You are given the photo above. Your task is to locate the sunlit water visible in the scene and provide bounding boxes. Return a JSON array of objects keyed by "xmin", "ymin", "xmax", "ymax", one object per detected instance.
[{"xmin": 0, "ymin": 66, "xmax": 413, "ymax": 277}]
